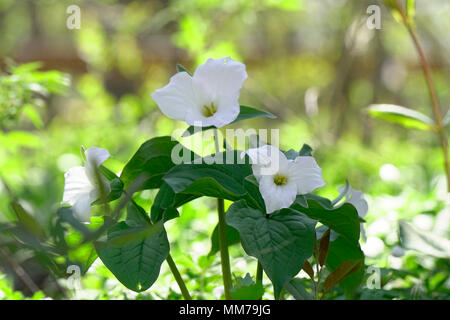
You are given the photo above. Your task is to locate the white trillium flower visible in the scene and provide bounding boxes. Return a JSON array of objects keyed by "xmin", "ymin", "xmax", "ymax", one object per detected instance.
[
  {"xmin": 151, "ymin": 57, "xmax": 248, "ymax": 128},
  {"xmin": 62, "ymin": 147, "xmax": 111, "ymax": 223},
  {"xmin": 245, "ymin": 145, "xmax": 325, "ymax": 214},
  {"xmin": 340, "ymin": 186, "xmax": 369, "ymax": 240}
]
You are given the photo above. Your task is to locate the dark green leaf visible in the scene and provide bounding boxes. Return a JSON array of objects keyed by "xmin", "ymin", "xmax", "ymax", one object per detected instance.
[
  {"xmin": 292, "ymin": 198, "xmax": 360, "ymax": 245},
  {"xmin": 285, "ymin": 278, "xmax": 313, "ymax": 300},
  {"xmin": 96, "ymin": 210, "xmax": 169, "ymax": 292},
  {"xmin": 226, "ymin": 200, "xmax": 316, "ymax": 299},
  {"xmin": 326, "ymin": 236, "xmax": 365, "ymax": 297},
  {"xmin": 120, "ymin": 136, "xmax": 196, "ymax": 191}
]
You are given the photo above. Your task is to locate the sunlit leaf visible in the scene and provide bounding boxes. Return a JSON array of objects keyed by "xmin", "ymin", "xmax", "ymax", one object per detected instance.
[{"xmin": 368, "ymin": 104, "xmax": 436, "ymax": 131}]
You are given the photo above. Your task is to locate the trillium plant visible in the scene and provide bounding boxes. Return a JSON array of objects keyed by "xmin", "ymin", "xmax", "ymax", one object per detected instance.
[{"xmin": 61, "ymin": 57, "xmax": 368, "ymax": 300}]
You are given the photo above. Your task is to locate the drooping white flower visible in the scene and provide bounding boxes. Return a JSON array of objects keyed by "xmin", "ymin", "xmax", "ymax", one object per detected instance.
[
  {"xmin": 340, "ymin": 186, "xmax": 369, "ymax": 240},
  {"xmin": 62, "ymin": 147, "xmax": 111, "ymax": 222},
  {"xmin": 151, "ymin": 57, "xmax": 247, "ymax": 128},
  {"xmin": 245, "ymin": 145, "xmax": 325, "ymax": 213}
]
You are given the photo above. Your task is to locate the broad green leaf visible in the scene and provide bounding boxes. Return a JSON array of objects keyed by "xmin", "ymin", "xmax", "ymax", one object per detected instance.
[
  {"xmin": 399, "ymin": 220, "xmax": 450, "ymax": 259},
  {"xmin": 326, "ymin": 236, "xmax": 365, "ymax": 297},
  {"xmin": 120, "ymin": 136, "xmax": 195, "ymax": 191},
  {"xmin": 285, "ymin": 278, "xmax": 313, "ymax": 300},
  {"xmin": 96, "ymin": 204, "xmax": 169, "ymax": 292},
  {"xmin": 292, "ymin": 198, "xmax": 360, "ymax": 245},
  {"xmin": 323, "ymin": 259, "xmax": 362, "ymax": 293},
  {"xmin": 226, "ymin": 200, "xmax": 316, "ymax": 299},
  {"xmin": 368, "ymin": 104, "xmax": 436, "ymax": 131},
  {"xmin": 183, "ymin": 105, "xmax": 276, "ymax": 137},
  {"xmin": 208, "ymin": 223, "xmax": 241, "ymax": 257},
  {"xmin": 162, "ymin": 151, "xmax": 251, "ymax": 200},
  {"xmin": 230, "ymin": 273, "xmax": 264, "ymax": 300}
]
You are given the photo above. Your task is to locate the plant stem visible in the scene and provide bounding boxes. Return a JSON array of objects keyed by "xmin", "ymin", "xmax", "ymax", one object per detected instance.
[
  {"xmin": 256, "ymin": 260, "xmax": 263, "ymax": 285},
  {"xmin": 214, "ymin": 129, "xmax": 233, "ymax": 300},
  {"xmin": 395, "ymin": 0, "xmax": 450, "ymax": 191},
  {"xmin": 166, "ymin": 254, "xmax": 192, "ymax": 300}
]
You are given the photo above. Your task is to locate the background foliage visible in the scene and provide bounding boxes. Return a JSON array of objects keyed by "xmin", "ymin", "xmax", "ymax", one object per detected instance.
[{"xmin": 0, "ymin": 0, "xmax": 448, "ymax": 299}]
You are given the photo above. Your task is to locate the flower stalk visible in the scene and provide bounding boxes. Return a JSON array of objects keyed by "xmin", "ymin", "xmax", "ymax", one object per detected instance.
[
  {"xmin": 214, "ymin": 129, "xmax": 233, "ymax": 300},
  {"xmin": 394, "ymin": 0, "xmax": 450, "ymax": 191}
]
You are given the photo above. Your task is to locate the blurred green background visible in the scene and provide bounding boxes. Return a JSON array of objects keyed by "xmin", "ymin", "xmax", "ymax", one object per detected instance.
[{"xmin": 0, "ymin": 0, "xmax": 448, "ymax": 300}]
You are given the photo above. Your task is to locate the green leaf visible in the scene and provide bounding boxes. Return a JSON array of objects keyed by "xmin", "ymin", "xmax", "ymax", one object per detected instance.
[
  {"xmin": 326, "ymin": 236, "xmax": 365, "ymax": 297},
  {"xmin": 399, "ymin": 220, "xmax": 450, "ymax": 259},
  {"xmin": 162, "ymin": 151, "xmax": 251, "ymax": 200},
  {"xmin": 96, "ymin": 205, "xmax": 170, "ymax": 292},
  {"xmin": 230, "ymin": 273, "xmax": 264, "ymax": 300},
  {"xmin": 285, "ymin": 278, "xmax": 313, "ymax": 300},
  {"xmin": 208, "ymin": 223, "xmax": 241, "ymax": 257},
  {"xmin": 323, "ymin": 259, "xmax": 362, "ymax": 293},
  {"xmin": 120, "ymin": 136, "xmax": 195, "ymax": 191},
  {"xmin": 368, "ymin": 104, "xmax": 436, "ymax": 131},
  {"xmin": 226, "ymin": 200, "xmax": 316, "ymax": 299},
  {"xmin": 292, "ymin": 198, "xmax": 360, "ymax": 245},
  {"xmin": 150, "ymin": 182, "xmax": 198, "ymax": 223},
  {"xmin": 183, "ymin": 105, "xmax": 276, "ymax": 137},
  {"xmin": 299, "ymin": 144, "xmax": 313, "ymax": 156},
  {"xmin": 11, "ymin": 201, "xmax": 46, "ymax": 239}
]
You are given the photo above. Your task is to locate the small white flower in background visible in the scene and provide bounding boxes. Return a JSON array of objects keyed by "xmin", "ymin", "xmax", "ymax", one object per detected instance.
[
  {"xmin": 340, "ymin": 186, "xmax": 369, "ymax": 240},
  {"xmin": 245, "ymin": 145, "xmax": 325, "ymax": 214},
  {"xmin": 62, "ymin": 147, "xmax": 111, "ymax": 222},
  {"xmin": 151, "ymin": 57, "xmax": 247, "ymax": 128}
]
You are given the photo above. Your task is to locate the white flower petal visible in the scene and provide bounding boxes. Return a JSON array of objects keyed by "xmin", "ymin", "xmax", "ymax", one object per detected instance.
[
  {"xmin": 289, "ymin": 156, "xmax": 325, "ymax": 195},
  {"xmin": 84, "ymin": 147, "xmax": 111, "ymax": 186},
  {"xmin": 259, "ymin": 175, "xmax": 297, "ymax": 213},
  {"xmin": 62, "ymin": 166, "xmax": 94, "ymax": 206},
  {"xmin": 71, "ymin": 194, "xmax": 93, "ymax": 223},
  {"xmin": 192, "ymin": 57, "xmax": 247, "ymax": 128},
  {"xmin": 347, "ymin": 189, "xmax": 368, "ymax": 218},
  {"xmin": 246, "ymin": 145, "xmax": 289, "ymax": 180},
  {"xmin": 151, "ymin": 71, "xmax": 197, "ymax": 122},
  {"xmin": 85, "ymin": 147, "xmax": 110, "ymax": 168}
]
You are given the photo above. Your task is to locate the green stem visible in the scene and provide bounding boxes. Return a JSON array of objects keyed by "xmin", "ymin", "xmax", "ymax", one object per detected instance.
[
  {"xmin": 394, "ymin": 0, "xmax": 450, "ymax": 192},
  {"xmin": 214, "ymin": 129, "xmax": 233, "ymax": 300},
  {"xmin": 166, "ymin": 254, "xmax": 192, "ymax": 300},
  {"xmin": 256, "ymin": 260, "xmax": 263, "ymax": 285}
]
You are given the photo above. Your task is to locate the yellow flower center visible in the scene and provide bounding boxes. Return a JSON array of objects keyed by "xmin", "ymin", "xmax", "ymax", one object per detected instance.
[
  {"xmin": 274, "ymin": 174, "xmax": 287, "ymax": 186},
  {"xmin": 202, "ymin": 102, "xmax": 217, "ymax": 117}
]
